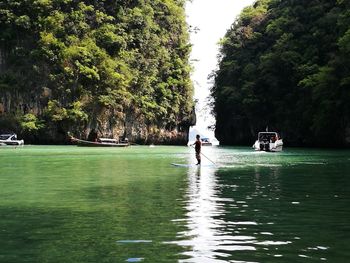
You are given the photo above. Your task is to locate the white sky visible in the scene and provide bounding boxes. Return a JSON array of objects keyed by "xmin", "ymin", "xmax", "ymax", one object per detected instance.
[{"xmin": 186, "ymin": 0, "xmax": 255, "ymax": 142}]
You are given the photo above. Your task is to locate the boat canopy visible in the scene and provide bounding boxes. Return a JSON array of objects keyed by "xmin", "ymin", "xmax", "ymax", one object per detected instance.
[
  {"xmin": 0, "ymin": 134, "xmax": 17, "ymax": 140},
  {"xmin": 98, "ymin": 138, "xmax": 118, "ymax": 143},
  {"xmin": 258, "ymin": 132, "xmax": 279, "ymax": 141}
]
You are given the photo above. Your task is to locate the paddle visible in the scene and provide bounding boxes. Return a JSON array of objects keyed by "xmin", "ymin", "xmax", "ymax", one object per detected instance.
[{"xmin": 191, "ymin": 145, "xmax": 217, "ymax": 166}]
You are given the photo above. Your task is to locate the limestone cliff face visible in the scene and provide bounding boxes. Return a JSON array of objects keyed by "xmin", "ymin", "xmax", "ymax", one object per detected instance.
[
  {"xmin": 80, "ymin": 107, "xmax": 195, "ymax": 145},
  {"xmin": 0, "ymin": 1, "xmax": 195, "ymax": 144},
  {"xmin": 0, "ymin": 90, "xmax": 196, "ymax": 145}
]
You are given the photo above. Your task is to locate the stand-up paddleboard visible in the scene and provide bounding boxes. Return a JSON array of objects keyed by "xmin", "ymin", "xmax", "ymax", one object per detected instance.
[{"xmin": 171, "ymin": 163, "xmax": 214, "ymax": 168}]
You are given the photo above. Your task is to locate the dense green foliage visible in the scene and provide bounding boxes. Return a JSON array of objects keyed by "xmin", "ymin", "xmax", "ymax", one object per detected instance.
[
  {"xmin": 0, "ymin": 0, "xmax": 194, "ymax": 142},
  {"xmin": 212, "ymin": 0, "xmax": 350, "ymax": 146}
]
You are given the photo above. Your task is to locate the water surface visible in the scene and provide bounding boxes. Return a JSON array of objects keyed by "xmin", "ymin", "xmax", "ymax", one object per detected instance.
[{"xmin": 0, "ymin": 146, "xmax": 349, "ymax": 262}]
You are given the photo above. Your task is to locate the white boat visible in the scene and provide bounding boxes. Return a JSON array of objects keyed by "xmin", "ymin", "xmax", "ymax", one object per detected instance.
[
  {"xmin": 0, "ymin": 133, "xmax": 24, "ymax": 146},
  {"xmin": 253, "ymin": 132, "xmax": 283, "ymax": 152},
  {"xmin": 201, "ymin": 137, "xmax": 213, "ymax": 146}
]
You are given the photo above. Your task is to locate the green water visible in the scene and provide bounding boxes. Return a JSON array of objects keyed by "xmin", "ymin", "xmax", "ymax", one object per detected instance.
[{"xmin": 0, "ymin": 146, "xmax": 349, "ymax": 263}]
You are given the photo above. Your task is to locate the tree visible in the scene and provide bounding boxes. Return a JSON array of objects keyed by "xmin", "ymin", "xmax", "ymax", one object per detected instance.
[{"xmin": 212, "ymin": 0, "xmax": 350, "ymax": 146}]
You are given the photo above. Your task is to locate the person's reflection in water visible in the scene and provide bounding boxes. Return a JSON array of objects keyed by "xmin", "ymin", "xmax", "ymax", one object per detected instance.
[
  {"xmin": 195, "ymin": 165, "xmax": 201, "ymax": 183},
  {"xmin": 175, "ymin": 166, "xmax": 237, "ymax": 262},
  {"xmin": 187, "ymin": 166, "xmax": 201, "ymax": 198}
]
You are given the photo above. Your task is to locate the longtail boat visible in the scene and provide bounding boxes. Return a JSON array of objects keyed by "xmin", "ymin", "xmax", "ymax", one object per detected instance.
[{"xmin": 69, "ymin": 136, "xmax": 129, "ymax": 147}]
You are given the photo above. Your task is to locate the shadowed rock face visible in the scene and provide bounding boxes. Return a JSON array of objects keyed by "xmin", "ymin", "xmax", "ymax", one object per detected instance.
[
  {"xmin": 0, "ymin": 89, "xmax": 196, "ymax": 145},
  {"xmin": 0, "ymin": 93, "xmax": 193, "ymax": 144}
]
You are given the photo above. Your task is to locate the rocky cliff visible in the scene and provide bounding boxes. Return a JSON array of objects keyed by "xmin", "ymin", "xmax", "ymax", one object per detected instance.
[{"xmin": 0, "ymin": 0, "xmax": 195, "ymax": 144}]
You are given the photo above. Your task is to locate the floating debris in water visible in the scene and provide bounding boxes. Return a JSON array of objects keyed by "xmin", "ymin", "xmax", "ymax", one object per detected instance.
[{"xmin": 126, "ymin": 258, "xmax": 144, "ymax": 262}]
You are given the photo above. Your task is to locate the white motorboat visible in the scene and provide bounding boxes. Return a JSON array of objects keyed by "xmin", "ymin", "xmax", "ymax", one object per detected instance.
[
  {"xmin": 201, "ymin": 137, "xmax": 213, "ymax": 146},
  {"xmin": 0, "ymin": 133, "xmax": 24, "ymax": 146},
  {"xmin": 253, "ymin": 132, "xmax": 283, "ymax": 152}
]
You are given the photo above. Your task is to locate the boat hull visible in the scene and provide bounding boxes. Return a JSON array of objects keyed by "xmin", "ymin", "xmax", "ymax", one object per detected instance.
[
  {"xmin": 253, "ymin": 140, "xmax": 283, "ymax": 152},
  {"xmin": 0, "ymin": 140, "xmax": 24, "ymax": 146}
]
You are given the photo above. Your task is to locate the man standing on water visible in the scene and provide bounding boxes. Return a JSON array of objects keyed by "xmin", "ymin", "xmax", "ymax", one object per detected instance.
[{"xmin": 194, "ymin": 134, "xmax": 201, "ymax": 165}]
